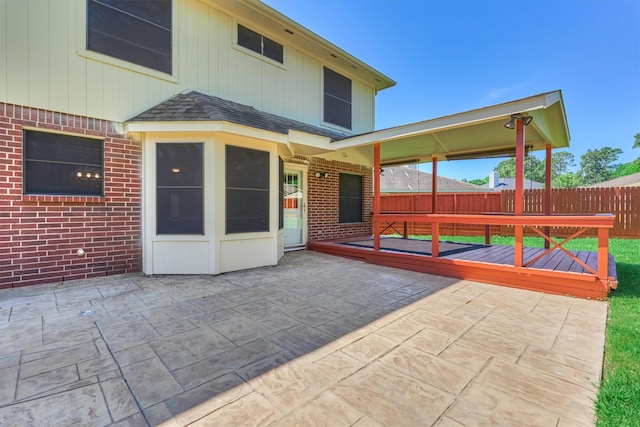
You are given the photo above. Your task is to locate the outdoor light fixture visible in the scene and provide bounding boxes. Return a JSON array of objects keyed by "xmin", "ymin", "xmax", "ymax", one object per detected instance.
[
  {"xmin": 315, "ymin": 171, "xmax": 329, "ymax": 179},
  {"xmin": 504, "ymin": 113, "xmax": 533, "ymax": 129}
]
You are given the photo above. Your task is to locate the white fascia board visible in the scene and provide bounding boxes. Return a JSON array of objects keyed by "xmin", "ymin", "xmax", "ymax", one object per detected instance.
[
  {"xmin": 125, "ymin": 121, "xmax": 288, "ymax": 144},
  {"xmin": 332, "ymin": 91, "xmax": 562, "ymax": 150},
  {"xmin": 286, "ymin": 130, "xmax": 334, "ymax": 155}
]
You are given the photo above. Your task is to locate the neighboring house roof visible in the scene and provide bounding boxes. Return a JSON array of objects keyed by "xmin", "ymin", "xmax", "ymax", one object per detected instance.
[
  {"xmin": 128, "ymin": 90, "xmax": 348, "ymax": 142},
  {"xmin": 380, "ymin": 166, "xmax": 486, "ymax": 192},
  {"xmin": 587, "ymin": 172, "xmax": 640, "ymax": 188},
  {"xmin": 483, "ymin": 177, "xmax": 544, "ymax": 191}
]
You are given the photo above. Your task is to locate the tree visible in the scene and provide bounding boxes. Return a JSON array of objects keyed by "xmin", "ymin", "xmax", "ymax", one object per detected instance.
[
  {"xmin": 494, "ymin": 156, "xmax": 545, "ymax": 183},
  {"xmin": 578, "ymin": 147, "xmax": 623, "ymax": 185},
  {"xmin": 553, "ymin": 172, "xmax": 581, "ymax": 188},
  {"xmin": 634, "ymin": 133, "xmax": 640, "ymax": 149},
  {"xmin": 468, "ymin": 177, "xmax": 489, "ymax": 186},
  {"xmin": 551, "ymin": 151, "xmax": 575, "ymax": 177}
]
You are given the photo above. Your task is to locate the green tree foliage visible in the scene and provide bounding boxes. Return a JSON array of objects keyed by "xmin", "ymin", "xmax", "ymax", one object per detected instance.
[
  {"xmin": 578, "ymin": 147, "xmax": 623, "ymax": 185},
  {"xmin": 634, "ymin": 133, "xmax": 640, "ymax": 149},
  {"xmin": 553, "ymin": 172, "xmax": 581, "ymax": 188},
  {"xmin": 494, "ymin": 156, "xmax": 545, "ymax": 183},
  {"xmin": 611, "ymin": 158, "xmax": 640, "ymax": 178},
  {"xmin": 493, "ymin": 151, "xmax": 575, "ymax": 185},
  {"xmin": 468, "ymin": 177, "xmax": 489, "ymax": 186},
  {"xmin": 551, "ymin": 151, "xmax": 575, "ymax": 177}
]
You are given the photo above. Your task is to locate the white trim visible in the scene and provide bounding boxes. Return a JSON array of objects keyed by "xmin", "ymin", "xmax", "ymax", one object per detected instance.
[
  {"xmin": 77, "ymin": 49, "xmax": 179, "ymax": 83},
  {"xmin": 283, "ymin": 164, "xmax": 308, "ymax": 248}
]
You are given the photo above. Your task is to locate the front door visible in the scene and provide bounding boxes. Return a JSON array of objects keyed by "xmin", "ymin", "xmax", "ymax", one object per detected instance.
[{"xmin": 283, "ymin": 169, "xmax": 304, "ymax": 248}]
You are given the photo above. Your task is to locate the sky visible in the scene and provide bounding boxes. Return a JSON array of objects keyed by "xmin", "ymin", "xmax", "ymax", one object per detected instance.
[{"xmin": 263, "ymin": 0, "xmax": 640, "ymax": 182}]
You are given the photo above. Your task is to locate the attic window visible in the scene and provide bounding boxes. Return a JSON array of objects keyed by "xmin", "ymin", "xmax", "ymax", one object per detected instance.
[{"xmin": 237, "ymin": 24, "xmax": 283, "ymax": 64}]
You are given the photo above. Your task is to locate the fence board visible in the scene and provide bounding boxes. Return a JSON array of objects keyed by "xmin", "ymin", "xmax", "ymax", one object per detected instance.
[{"xmin": 380, "ymin": 187, "xmax": 639, "ymax": 238}]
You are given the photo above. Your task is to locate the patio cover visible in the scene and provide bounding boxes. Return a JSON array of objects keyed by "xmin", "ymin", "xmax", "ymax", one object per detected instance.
[{"xmin": 329, "ymin": 90, "xmax": 569, "ymax": 166}]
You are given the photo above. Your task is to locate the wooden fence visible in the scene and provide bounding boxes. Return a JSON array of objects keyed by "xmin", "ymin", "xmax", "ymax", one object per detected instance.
[{"xmin": 379, "ymin": 186, "xmax": 639, "ymax": 238}]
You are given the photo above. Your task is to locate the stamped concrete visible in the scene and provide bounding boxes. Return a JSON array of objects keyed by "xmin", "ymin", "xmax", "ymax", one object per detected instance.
[{"xmin": 0, "ymin": 251, "xmax": 608, "ymax": 426}]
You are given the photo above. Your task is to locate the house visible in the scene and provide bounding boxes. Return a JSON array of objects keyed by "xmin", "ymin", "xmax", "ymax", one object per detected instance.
[
  {"xmin": 380, "ymin": 166, "xmax": 486, "ymax": 192},
  {"xmin": 485, "ymin": 170, "xmax": 544, "ymax": 191},
  {"xmin": 1, "ymin": 1, "xmax": 576, "ymax": 290},
  {"xmin": 0, "ymin": 0, "xmax": 395, "ymax": 286},
  {"xmin": 587, "ymin": 171, "xmax": 640, "ymax": 188}
]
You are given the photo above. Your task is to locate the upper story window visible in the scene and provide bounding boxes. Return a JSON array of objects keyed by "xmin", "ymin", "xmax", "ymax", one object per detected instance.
[
  {"xmin": 87, "ymin": 0, "xmax": 172, "ymax": 74},
  {"xmin": 324, "ymin": 67, "xmax": 352, "ymax": 130},
  {"xmin": 23, "ymin": 130, "xmax": 104, "ymax": 196},
  {"xmin": 237, "ymin": 24, "xmax": 284, "ymax": 64}
]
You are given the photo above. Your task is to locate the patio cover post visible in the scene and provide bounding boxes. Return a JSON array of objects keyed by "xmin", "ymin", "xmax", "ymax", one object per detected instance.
[
  {"xmin": 432, "ymin": 156, "xmax": 439, "ymax": 257},
  {"xmin": 544, "ymin": 144, "xmax": 552, "ymax": 249},
  {"xmin": 514, "ymin": 117, "xmax": 525, "ymax": 267},
  {"xmin": 432, "ymin": 157, "xmax": 438, "ymax": 213},
  {"xmin": 373, "ymin": 143, "xmax": 381, "ymax": 251}
]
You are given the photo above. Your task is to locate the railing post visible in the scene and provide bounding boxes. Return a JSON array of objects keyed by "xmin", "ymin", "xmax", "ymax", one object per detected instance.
[
  {"xmin": 598, "ymin": 226, "xmax": 609, "ymax": 281},
  {"xmin": 432, "ymin": 221, "xmax": 439, "ymax": 257}
]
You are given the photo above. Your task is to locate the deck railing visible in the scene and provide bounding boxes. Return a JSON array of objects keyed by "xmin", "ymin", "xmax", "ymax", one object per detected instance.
[{"xmin": 373, "ymin": 213, "xmax": 616, "ymax": 287}]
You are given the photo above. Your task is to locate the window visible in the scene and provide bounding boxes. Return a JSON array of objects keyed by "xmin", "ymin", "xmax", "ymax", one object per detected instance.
[
  {"xmin": 339, "ymin": 173, "xmax": 362, "ymax": 223},
  {"xmin": 324, "ymin": 67, "xmax": 352, "ymax": 129},
  {"xmin": 156, "ymin": 143, "xmax": 203, "ymax": 234},
  {"xmin": 23, "ymin": 130, "xmax": 104, "ymax": 196},
  {"xmin": 87, "ymin": 0, "xmax": 172, "ymax": 74},
  {"xmin": 226, "ymin": 145, "xmax": 270, "ymax": 234},
  {"xmin": 237, "ymin": 24, "xmax": 284, "ymax": 64}
]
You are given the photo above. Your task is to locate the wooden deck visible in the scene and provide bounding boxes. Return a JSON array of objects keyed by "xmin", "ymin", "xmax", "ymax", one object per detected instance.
[{"xmin": 308, "ymin": 237, "xmax": 617, "ymax": 299}]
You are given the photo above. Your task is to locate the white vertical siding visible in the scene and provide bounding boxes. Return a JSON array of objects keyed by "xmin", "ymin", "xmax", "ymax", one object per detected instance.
[
  {"xmin": 0, "ymin": 0, "xmax": 377, "ymax": 133},
  {"xmin": 5, "ymin": 0, "xmax": 30, "ymax": 106}
]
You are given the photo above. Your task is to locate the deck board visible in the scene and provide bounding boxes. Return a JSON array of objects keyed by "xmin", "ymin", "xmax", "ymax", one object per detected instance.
[{"xmin": 308, "ymin": 237, "xmax": 616, "ymax": 299}]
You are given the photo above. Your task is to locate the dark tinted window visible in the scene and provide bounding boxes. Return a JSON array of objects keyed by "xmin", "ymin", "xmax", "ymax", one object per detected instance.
[
  {"xmin": 226, "ymin": 145, "xmax": 270, "ymax": 233},
  {"xmin": 339, "ymin": 173, "xmax": 362, "ymax": 223},
  {"xmin": 23, "ymin": 130, "xmax": 104, "ymax": 196},
  {"xmin": 237, "ymin": 24, "xmax": 283, "ymax": 64},
  {"xmin": 87, "ymin": 0, "xmax": 172, "ymax": 74},
  {"xmin": 324, "ymin": 67, "xmax": 352, "ymax": 129},
  {"xmin": 156, "ymin": 143, "xmax": 203, "ymax": 234}
]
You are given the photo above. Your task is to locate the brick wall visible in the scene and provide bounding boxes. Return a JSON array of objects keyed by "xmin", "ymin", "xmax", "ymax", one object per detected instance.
[
  {"xmin": 0, "ymin": 103, "xmax": 142, "ymax": 288},
  {"xmin": 307, "ymin": 157, "xmax": 373, "ymax": 241}
]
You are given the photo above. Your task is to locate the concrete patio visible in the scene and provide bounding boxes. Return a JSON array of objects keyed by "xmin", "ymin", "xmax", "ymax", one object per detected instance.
[{"xmin": 0, "ymin": 250, "xmax": 608, "ymax": 426}]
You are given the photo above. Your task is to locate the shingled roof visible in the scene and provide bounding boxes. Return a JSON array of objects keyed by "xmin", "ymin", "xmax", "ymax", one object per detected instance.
[
  {"xmin": 380, "ymin": 166, "xmax": 485, "ymax": 192},
  {"xmin": 128, "ymin": 90, "xmax": 348, "ymax": 141},
  {"xmin": 587, "ymin": 171, "xmax": 640, "ymax": 188}
]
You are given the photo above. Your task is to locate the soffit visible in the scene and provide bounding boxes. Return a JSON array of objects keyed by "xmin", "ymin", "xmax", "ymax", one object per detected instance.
[{"xmin": 331, "ymin": 90, "xmax": 570, "ymax": 165}]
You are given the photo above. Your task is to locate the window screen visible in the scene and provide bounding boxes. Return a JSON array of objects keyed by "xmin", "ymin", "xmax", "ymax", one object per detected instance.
[
  {"xmin": 237, "ymin": 24, "xmax": 284, "ymax": 64},
  {"xmin": 324, "ymin": 67, "xmax": 352, "ymax": 129},
  {"xmin": 226, "ymin": 145, "xmax": 270, "ymax": 234},
  {"xmin": 339, "ymin": 173, "xmax": 362, "ymax": 223},
  {"xmin": 23, "ymin": 130, "xmax": 104, "ymax": 196},
  {"xmin": 156, "ymin": 143, "xmax": 203, "ymax": 234},
  {"xmin": 87, "ymin": 0, "xmax": 172, "ymax": 74}
]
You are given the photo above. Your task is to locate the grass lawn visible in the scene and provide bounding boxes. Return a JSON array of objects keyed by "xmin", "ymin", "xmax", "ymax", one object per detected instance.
[{"xmin": 400, "ymin": 234, "xmax": 640, "ymax": 425}]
